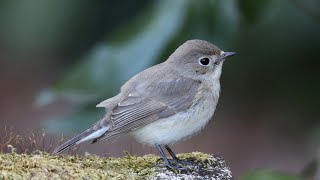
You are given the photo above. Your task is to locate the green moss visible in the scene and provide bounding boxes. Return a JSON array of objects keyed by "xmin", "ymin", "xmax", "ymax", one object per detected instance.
[{"xmin": 0, "ymin": 152, "xmax": 221, "ymax": 179}]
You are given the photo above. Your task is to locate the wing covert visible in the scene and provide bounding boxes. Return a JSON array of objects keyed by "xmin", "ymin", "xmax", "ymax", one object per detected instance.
[{"xmin": 101, "ymin": 78, "xmax": 201, "ymax": 138}]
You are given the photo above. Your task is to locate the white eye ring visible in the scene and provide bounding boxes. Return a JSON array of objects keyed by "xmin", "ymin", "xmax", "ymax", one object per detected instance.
[{"xmin": 198, "ymin": 57, "xmax": 211, "ymax": 66}]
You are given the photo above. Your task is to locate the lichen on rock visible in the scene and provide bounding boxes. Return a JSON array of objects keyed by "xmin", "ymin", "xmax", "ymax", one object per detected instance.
[{"xmin": 0, "ymin": 151, "xmax": 232, "ymax": 179}]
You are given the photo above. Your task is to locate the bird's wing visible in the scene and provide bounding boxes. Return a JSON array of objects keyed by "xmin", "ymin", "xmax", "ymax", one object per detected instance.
[
  {"xmin": 52, "ymin": 77, "xmax": 201, "ymax": 153},
  {"xmin": 95, "ymin": 77, "xmax": 201, "ymax": 141}
]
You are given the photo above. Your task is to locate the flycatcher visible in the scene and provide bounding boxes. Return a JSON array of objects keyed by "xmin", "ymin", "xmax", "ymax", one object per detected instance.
[{"xmin": 53, "ymin": 39, "xmax": 236, "ymax": 169}]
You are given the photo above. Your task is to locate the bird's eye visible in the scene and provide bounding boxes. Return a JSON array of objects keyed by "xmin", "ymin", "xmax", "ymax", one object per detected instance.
[{"xmin": 199, "ymin": 58, "xmax": 210, "ymax": 66}]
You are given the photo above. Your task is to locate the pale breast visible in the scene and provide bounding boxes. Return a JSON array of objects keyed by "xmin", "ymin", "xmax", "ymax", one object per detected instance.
[{"xmin": 132, "ymin": 82, "xmax": 220, "ymax": 146}]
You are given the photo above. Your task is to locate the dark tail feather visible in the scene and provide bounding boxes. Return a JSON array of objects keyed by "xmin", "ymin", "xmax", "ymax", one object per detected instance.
[{"xmin": 53, "ymin": 129, "xmax": 94, "ymax": 154}]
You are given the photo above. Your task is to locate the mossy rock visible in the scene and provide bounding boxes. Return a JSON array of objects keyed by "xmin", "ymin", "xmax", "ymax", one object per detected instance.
[{"xmin": 0, "ymin": 151, "xmax": 232, "ymax": 179}]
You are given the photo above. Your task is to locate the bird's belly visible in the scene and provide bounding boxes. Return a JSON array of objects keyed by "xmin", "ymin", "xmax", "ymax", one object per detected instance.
[{"xmin": 132, "ymin": 97, "xmax": 217, "ymax": 145}]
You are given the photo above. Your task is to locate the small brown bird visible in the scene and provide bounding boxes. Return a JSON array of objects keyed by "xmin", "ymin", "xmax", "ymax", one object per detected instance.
[{"xmin": 53, "ymin": 39, "xmax": 235, "ymax": 169}]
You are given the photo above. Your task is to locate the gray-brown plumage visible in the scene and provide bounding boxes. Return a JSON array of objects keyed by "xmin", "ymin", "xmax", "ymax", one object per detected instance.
[{"xmin": 53, "ymin": 39, "xmax": 235, "ymax": 169}]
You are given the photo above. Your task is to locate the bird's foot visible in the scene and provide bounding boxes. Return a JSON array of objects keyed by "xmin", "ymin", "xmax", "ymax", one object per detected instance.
[
  {"xmin": 154, "ymin": 162, "xmax": 187, "ymax": 171},
  {"xmin": 155, "ymin": 158, "xmax": 193, "ymax": 170},
  {"xmin": 168, "ymin": 158, "xmax": 194, "ymax": 166}
]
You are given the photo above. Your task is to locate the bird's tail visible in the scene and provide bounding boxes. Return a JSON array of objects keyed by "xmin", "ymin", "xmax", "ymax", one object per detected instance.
[{"xmin": 53, "ymin": 126, "xmax": 109, "ymax": 154}]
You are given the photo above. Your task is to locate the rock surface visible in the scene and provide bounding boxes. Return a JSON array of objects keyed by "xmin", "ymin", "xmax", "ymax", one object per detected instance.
[{"xmin": 0, "ymin": 151, "xmax": 232, "ymax": 179}]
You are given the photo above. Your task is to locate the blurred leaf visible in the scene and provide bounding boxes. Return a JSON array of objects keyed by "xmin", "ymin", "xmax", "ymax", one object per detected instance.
[
  {"xmin": 290, "ymin": 0, "xmax": 320, "ymax": 21},
  {"xmin": 0, "ymin": 0, "xmax": 91, "ymax": 53},
  {"xmin": 0, "ymin": 0, "xmax": 151, "ymax": 59},
  {"xmin": 241, "ymin": 170, "xmax": 300, "ymax": 180},
  {"xmin": 37, "ymin": 0, "xmax": 188, "ymax": 107},
  {"xmin": 43, "ymin": 107, "xmax": 105, "ymax": 133},
  {"xmin": 35, "ymin": 89, "xmax": 98, "ymax": 108},
  {"xmin": 187, "ymin": 0, "xmax": 238, "ymax": 44},
  {"xmin": 39, "ymin": 0, "xmax": 189, "ymax": 132},
  {"xmin": 238, "ymin": 0, "xmax": 278, "ymax": 25}
]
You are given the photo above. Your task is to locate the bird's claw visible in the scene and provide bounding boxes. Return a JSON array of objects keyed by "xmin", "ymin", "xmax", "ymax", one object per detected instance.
[
  {"xmin": 155, "ymin": 158, "xmax": 193, "ymax": 170},
  {"xmin": 154, "ymin": 162, "xmax": 187, "ymax": 170},
  {"xmin": 168, "ymin": 159, "xmax": 194, "ymax": 166}
]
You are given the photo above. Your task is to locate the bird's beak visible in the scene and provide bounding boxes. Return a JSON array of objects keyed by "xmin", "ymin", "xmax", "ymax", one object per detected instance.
[{"xmin": 222, "ymin": 52, "xmax": 236, "ymax": 59}]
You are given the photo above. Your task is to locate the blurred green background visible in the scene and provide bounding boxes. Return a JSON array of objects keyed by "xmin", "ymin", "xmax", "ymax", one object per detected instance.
[{"xmin": 0, "ymin": 0, "xmax": 319, "ymax": 179}]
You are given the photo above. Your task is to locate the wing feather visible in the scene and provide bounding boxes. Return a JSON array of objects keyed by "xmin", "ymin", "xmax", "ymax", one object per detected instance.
[{"xmin": 94, "ymin": 78, "xmax": 201, "ymax": 143}]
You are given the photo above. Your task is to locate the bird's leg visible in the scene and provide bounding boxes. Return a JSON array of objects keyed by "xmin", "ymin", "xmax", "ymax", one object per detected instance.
[
  {"xmin": 164, "ymin": 145, "xmax": 179, "ymax": 162},
  {"xmin": 155, "ymin": 144, "xmax": 185, "ymax": 170},
  {"xmin": 164, "ymin": 145, "xmax": 194, "ymax": 166}
]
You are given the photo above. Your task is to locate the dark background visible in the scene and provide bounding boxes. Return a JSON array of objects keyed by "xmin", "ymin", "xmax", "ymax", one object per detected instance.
[{"xmin": 1, "ymin": 0, "xmax": 319, "ymax": 179}]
